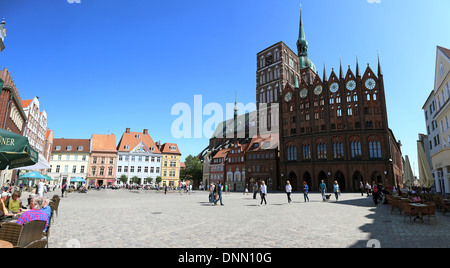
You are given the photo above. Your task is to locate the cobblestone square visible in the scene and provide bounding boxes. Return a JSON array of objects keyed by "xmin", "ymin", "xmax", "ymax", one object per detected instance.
[{"xmin": 43, "ymin": 189, "xmax": 450, "ymax": 248}]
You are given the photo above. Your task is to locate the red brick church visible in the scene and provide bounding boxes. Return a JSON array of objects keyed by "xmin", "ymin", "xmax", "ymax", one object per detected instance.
[{"xmin": 200, "ymin": 9, "xmax": 404, "ymax": 192}]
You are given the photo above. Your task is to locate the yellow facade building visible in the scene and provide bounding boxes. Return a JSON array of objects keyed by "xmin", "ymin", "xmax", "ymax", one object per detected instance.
[{"xmin": 157, "ymin": 142, "xmax": 182, "ymax": 187}]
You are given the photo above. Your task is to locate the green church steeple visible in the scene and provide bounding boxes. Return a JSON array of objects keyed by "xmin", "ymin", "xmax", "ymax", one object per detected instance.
[
  {"xmin": 296, "ymin": 9, "xmax": 316, "ymax": 73},
  {"xmin": 297, "ymin": 10, "xmax": 308, "ymax": 57}
]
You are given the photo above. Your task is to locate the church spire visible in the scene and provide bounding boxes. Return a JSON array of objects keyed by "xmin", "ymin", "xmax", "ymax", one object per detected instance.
[
  {"xmin": 234, "ymin": 91, "xmax": 238, "ymax": 116},
  {"xmin": 377, "ymin": 52, "xmax": 383, "ymax": 77},
  {"xmin": 356, "ymin": 54, "xmax": 361, "ymax": 77},
  {"xmin": 296, "ymin": 7, "xmax": 316, "ymax": 73},
  {"xmin": 339, "ymin": 58, "xmax": 344, "ymax": 79},
  {"xmin": 297, "ymin": 8, "xmax": 308, "ymax": 57}
]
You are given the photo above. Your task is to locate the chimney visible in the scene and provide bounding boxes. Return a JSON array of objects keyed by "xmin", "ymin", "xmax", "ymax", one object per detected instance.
[
  {"xmin": 143, "ymin": 129, "xmax": 148, "ymax": 135},
  {"xmin": 126, "ymin": 128, "xmax": 130, "ymax": 133}
]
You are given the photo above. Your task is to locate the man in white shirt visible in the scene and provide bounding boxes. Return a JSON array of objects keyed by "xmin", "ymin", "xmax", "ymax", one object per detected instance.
[
  {"xmin": 259, "ymin": 181, "xmax": 267, "ymax": 206},
  {"xmin": 285, "ymin": 181, "xmax": 292, "ymax": 204},
  {"xmin": 37, "ymin": 179, "xmax": 45, "ymax": 197}
]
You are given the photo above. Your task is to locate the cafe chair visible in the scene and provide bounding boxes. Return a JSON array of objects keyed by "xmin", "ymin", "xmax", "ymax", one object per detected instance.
[
  {"xmin": 422, "ymin": 203, "xmax": 437, "ymax": 223},
  {"xmin": 403, "ymin": 203, "xmax": 419, "ymax": 223},
  {"xmin": 0, "ymin": 222, "xmax": 23, "ymax": 247},
  {"xmin": 18, "ymin": 220, "xmax": 47, "ymax": 248},
  {"xmin": 24, "ymin": 238, "xmax": 48, "ymax": 248}
]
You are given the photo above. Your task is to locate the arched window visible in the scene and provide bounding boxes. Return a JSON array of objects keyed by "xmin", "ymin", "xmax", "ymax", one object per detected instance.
[
  {"xmin": 332, "ymin": 137, "xmax": 344, "ymax": 159},
  {"xmin": 302, "ymin": 143, "xmax": 311, "ymax": 160},
  {"xmin": 287, "ymin": 144, "xmax": 297, "ymax": 161},
  {"xmin": 368, "ymin": 136, "xmax": 382, "ymax": 159},
  {"xmin": 350, "ymin": 136, "xmax": 362, "ymax": 158},
  {"xmin": 316, "ymin": 139, "xmax": 327, "ymax": 159}
]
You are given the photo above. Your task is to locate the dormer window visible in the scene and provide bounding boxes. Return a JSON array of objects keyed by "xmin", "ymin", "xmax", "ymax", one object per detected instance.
[
  {"xmin": 170, "ymin": 146, "xmax": 177, "ymax": 151},
  {"xmin": 125, "ymin": 145, "xmax": 129, "ymax": 150},
  {"xmin": 55, "ymin": 146, "xmax": 61, "ymax": 151},
  {"xmin": 67, "ymin": 146, "xmax": 72, "ymax": 151},
  {"xmin": 78, "ymin": 146, "xmax": 83, "ymax": 151},
  {"xmin": 136, "ymin": 134, "xmax": 140, "ymax": 139}
]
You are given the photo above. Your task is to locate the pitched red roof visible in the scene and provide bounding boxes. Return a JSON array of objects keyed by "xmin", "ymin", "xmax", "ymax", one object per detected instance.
[
  {"xmin": 22, "ymin": 99, "xmax": 32, "ymax": 108},
  {"xmin": 116, "ymin": 129, "xmax": 161, "ymax": 154},
  {"xmin": 52, "ymin": 138, "xmax": 90, "ymax": 153},
  {"xmin": 438, "ymin": 46, "xmax": 450, "ymax": 59},
  {"xmin": 91, "ymin": 134, "xmax": 117, "ymax": 152},
  {"xmin": 213, "ymin": 148, "xmax": 229, "ymax": 159},
  {"xmin": 159, "ymin": 143, "xmax": 181, "ymax": 155}
]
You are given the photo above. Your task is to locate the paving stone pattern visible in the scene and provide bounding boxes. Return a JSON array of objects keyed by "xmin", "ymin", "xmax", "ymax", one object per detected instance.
[{"xmin": 39, "ymin": 189, "xmax": 450, "ymax": 248}]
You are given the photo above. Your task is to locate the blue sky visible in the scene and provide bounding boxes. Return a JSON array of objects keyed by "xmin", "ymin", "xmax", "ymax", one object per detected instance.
[{"xmin": 1, "ymin": 0, "xmax": 450, "ymax": 175}]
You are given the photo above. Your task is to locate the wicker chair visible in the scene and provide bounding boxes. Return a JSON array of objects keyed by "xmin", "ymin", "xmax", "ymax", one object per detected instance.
[
  {"xmin": 422, "ymin": 202, "xmax": 437, "ymax": 223},
  {"xmin": 390, "ymin": 199, "xmax": 403, "ymax": 214},
  {"xmin": 435, "ymin": 198, "xmax": 449, "ymax": 215},
  {"xmin": 23, "ymin": 238, "xmax": 48, "ymax": 248},
  {"xmin": 18, "ymin": 220, "xmax": 47, "ymax": 248},
  {"xmin": 0, "ymin": 222, "xmax": 23, "ymax": 247},
  {"xmin": 403, "ymin": 203, "xmax": 419, "ymax": 223}
]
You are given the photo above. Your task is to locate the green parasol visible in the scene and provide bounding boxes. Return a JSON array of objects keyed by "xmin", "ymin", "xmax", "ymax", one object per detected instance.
[{"xmin": 0, "ymin": 128, "xmax": 38, "ymax": 170}]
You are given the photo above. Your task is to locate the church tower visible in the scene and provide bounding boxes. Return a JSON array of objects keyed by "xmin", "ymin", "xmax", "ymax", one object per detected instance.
[{"xmin": 278, "ymin": 8, "xmax": 403, "ymax": 192}]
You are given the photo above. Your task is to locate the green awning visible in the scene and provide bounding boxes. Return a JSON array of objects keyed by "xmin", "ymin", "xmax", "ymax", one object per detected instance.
[{"xmin": 0, "ymin": 128, "xmax": 38, "ymax": 170}]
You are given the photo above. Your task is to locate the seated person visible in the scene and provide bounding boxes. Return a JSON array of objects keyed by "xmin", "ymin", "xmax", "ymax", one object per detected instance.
[
  {"xmin": 16, "ymin": 196, "xmax": 49, "ymax": 231},
  {"xmin": 8, "ymin": 192, "xmax": 22, "ymax": 214},
  {"xmin": 41, "ymin": 198, "xmax": 51, "ymax": 220},
  {"xmin": 413, "ymin": 194, "xmax": 421, "ymax": 202},
  {"xmin": 0, "ymin": 192, "xmax": 14, "ymax": 217}
]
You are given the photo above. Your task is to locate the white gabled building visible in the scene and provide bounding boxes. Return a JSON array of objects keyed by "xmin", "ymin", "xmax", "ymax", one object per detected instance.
[{"xmin": 116, "ymin": 128, "xmax": 162, "ymax": 186}]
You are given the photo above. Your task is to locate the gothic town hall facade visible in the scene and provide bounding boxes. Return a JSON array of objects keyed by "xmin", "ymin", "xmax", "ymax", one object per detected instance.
[
  {"xmin": 273, "ymin": 11, "xmax": 404, "ymax": 192},
  {"xmin": 202, "ymin": 10, "xmax": 404, "ymax": 193}
]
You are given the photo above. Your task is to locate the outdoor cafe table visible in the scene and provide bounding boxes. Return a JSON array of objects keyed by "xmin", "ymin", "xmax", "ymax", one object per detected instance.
[
  {"xmin": 410, "ymin": 203, "xmax": 428, "ymax": 223},
  {"xmin": 0, "ymin": 240, "xmax": 13, "ymax": 248}
]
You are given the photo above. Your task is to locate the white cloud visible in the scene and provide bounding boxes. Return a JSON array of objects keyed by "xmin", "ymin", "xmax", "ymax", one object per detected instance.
[{"xmin": 367, "ymin": 0, "xmax": 381, "ymax": 3}]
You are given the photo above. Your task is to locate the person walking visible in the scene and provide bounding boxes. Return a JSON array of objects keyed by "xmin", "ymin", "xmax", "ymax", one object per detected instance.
[
  {"xmin": 61, "ymin": 182, "xmax": 66, "ymax": 198},
  {"xmin": 372, "ymin": 183, "xmax": 379, "ymax": 205},
  {"xmin": 285, "ymin": 181, "xmax": 292, "ymax": 204},
  {"xmin": 259, "ymin": 181, "xmax": 267, "ymax": 206},
  {"xmin": 252, "ymin": 182, "xmax": 259, "ymax": 200},
  {"xmin": 303, "ymin": 181, "xmax": 309, "ymax": 202},
  {"xmin": 214, "ymin": 181, "xmax": 224, "ymax": 206},
  {"xmin": 244, "ymin": 184, "xmax": 249, "ymax": 195},
  {"xmin": 360, "ymin": 181, "xmax": 364, "ymax": 196},
  {"xmin": 319, "ymin": 180, "xmax": 326, "ymax": 202},
  {"xmin": 209, "ymin": 183, "xmax": 215, "ymax": 203},
  {"xmin": 365, "ymin": 181, "xmax": 371, "ymax": 197},
  {"xmin": 333, "ymin": 181, "xmax": 340, "ymax": 201},
  {"xmin": 37, "ymin": 179, "xmax": 45, "ymax": 198}
]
